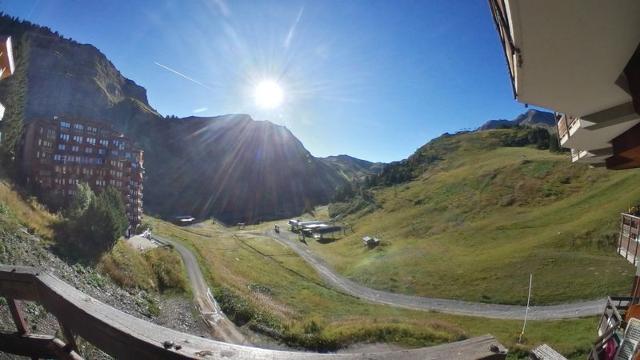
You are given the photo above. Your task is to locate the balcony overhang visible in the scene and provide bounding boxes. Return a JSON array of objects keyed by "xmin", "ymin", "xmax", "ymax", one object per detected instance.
[
  {"xmin": 571, "ymin": 148, "xmax": 612, "ymax": 165},
  {"xmin": 490, "ymin": 0, "xmax": 640, "ymax": 117},
  {"xmin": 559, "ymin": 116, "xmax": 640, "ymax": 151}
]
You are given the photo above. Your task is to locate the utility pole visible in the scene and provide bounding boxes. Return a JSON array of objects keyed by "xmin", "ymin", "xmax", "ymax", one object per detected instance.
[{"xmin": 518, "ymin": 273, "xmax": 533, "ymax": 344}]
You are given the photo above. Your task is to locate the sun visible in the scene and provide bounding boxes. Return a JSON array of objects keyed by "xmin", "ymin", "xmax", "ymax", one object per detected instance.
[{"xmin": 254, "ymin": 80, "xmax": 284, "ymax": 109}]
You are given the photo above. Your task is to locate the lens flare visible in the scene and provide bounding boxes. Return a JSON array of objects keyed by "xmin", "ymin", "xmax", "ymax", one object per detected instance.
[{"xmin": 254, "ymin": 80, "xmax": 284, "ymax": 109}]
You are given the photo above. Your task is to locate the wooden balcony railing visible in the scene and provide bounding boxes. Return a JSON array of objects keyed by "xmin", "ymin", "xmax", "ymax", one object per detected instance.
[
  {"xmin": 587, "ymin": 296, "xmax": 630, "ymax": 360},
  {"xmin": 0, "ymin": 265, "xmax": 508, "ymax": 360},
  {"xmin": 556, "ymin": 114, "xmax": 578, "ymax": 141},
  {"xmin": 619, "ymin": 213, "xmax": 640, "ymax": 265}
]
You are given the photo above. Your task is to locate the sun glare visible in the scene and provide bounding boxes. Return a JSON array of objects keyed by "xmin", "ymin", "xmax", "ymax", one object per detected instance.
[{"xmin": 254, "ymin": 80, "xmax": 284, "ymax": 109}]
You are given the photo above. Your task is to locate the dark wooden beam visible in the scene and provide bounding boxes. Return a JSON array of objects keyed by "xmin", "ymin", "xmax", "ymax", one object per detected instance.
[
  {"xmin": 58, "ymin": 319, "xmax": 79, "ymax": 354},
  {"xmin": 8, "ymin": 298, "xmax": 28, "ymax": 335},
  {"xmin": 624, "ymin": 42, "xmax": 640, "ymax": 115},
  {"xmin": 0, "ymin": 332, "xmax": 83, "ymax": 360},
  {"xmin": 606, "ymin": 122, "xmax": 640, "ymax": 169}
]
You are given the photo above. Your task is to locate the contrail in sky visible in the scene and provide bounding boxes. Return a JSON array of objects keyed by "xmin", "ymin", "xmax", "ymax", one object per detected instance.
[
  {"xmin": 154, "ymin": 62, "xmax": 213, "ymax": 90},
  {"xmin": 284, "ymin": 7, "xmax": 304, "ymax": 49}
]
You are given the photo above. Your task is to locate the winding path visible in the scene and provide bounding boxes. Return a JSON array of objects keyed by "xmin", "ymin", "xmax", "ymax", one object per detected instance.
[
  {"xmin": 262, "ymin": 229, "xmax": 607, "ymax": 320},
  {"xmin": 151, "ymin": 234, "xmax": 249, "ymax": 345}
]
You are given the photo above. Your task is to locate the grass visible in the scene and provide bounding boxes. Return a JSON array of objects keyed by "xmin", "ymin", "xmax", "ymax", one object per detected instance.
[
  {"xmin": 147, "ymin": 216, "xmax": 602, "ymax": 357},
  {"xmin": 0, "ymin": 178, "xmax": 56, "ymax": 238},
  {"xmin": 98, "ymin": 240, "xmax": 189, "ymax": 294},
  {"xmin": 311, "ymin": 132, "xmax": 638, "ymax": 305}
]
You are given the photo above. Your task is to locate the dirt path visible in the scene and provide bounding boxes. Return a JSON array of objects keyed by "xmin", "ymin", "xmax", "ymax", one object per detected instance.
[
  {"xmin": 261, "ymin": 229, "xmax": 606, "ymax": 320},
  {"xmin": 151, "ymin": 234, "xmax": 249, "ymax": 345}
]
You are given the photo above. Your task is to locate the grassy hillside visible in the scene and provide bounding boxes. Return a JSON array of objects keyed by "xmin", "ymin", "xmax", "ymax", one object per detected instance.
[
  {"xmin": 0, "ymin": 177, "xmax": 57, "ymax": 238},
  {"xmin": 320, "ymin": 129, "xmax": 638, "ymax": 305},
  {"xmin": 148, "ymin": 216, "xmax": 601, "ymax": 358},
  {"xmin": 99, "ymin": 241, "xmax": 189, "ymax": 294}
]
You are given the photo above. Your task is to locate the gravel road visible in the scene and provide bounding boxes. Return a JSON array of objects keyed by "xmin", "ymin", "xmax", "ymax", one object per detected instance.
[
  {"xmin": 262, "ymin": 229, "xmax": 606, "ymax": 320},
  {"xmin": 151, "ymin": 234, "xmax": 249, "ymax": 345}
]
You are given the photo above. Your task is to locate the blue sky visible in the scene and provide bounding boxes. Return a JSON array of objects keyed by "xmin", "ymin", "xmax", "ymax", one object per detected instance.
[{"xmin": 2, "ymin": 0, "xmax": 533, "ymax": 162}]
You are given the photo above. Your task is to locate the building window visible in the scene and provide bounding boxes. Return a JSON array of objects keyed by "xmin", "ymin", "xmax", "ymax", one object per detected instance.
[
  {"xmin": 113, "ymin": 140, "xmax": 125, "ymax": 150},
  {"xmin": 86, "ymin": 137, "xmax": 96, "ymax": 145},
  {"xmin": 72, "ymin": 145, "xmax": 79, "ymax": 152},
  {"xmin": 98, "ymin": 149, "xmax": 106, "ymax": 155},
  {"xmin": 57, "ymin": 144, "xmax": 66, "ymax": 151},
  {"xmin": 72, "ymin": 135, "xmax": 83, "ymax": 143},
  {"xmin": 60, "ymin": 121, "xmax": 71, "ymax": 128},
  {"xmin": 85, "ymin": 147, "xmax": 93, "ymax": 154},
  {"xmin": 60, "ymin": 133, "xmax": 70, "ymax": 142},
  {"xmin": 73, "ymin": 123, "xmax": 84, "ymax": 131},
  {"xmin": 99, "ymin": 139, "xmax": 109, "ymax": 147}
]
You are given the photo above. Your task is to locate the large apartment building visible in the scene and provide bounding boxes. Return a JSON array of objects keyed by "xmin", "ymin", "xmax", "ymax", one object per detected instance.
[{"xmin": 21, "ymin": 116, "xmax": 144, "ymax": 228}]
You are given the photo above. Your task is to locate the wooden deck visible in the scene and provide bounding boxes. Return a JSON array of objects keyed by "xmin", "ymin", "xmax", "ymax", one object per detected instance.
[{"xmin": 0, "ymin": 264, "xmax": 508, "ymax": 359}]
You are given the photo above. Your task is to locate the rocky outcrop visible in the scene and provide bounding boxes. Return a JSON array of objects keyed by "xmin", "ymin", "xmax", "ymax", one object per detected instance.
[{"xmin": 25, "ymin": 31, "xmax": 155, "ymax": 122}]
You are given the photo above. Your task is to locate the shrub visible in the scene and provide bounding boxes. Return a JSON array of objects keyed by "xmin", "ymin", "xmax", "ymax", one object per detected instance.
[
  {"xmin": 144, "ymin": 248, "xmax": 188, "ymax": 293},
  {"xmin": 60, "ymin": 185, "xmax": 128, "ymax": 259}
]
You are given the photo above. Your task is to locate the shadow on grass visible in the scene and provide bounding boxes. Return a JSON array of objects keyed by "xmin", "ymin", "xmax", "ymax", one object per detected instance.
[
  {"xmin": 49, "ymin": 219, "xmax": 105, "ymax": 266},
  {"xmin": 316, "ymin": 236, "xmax": 340, "ymax": 244}
]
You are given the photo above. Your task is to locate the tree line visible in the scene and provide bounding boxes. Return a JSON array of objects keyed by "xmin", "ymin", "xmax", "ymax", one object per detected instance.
[{"xmin": 333, "ymin": 126, "xmax": 566, "ymax": 203}]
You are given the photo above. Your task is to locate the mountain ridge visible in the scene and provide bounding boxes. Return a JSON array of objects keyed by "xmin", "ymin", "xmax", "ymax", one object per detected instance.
[
  {"xmin": 0, "ymin": 14, "xmax": 376, "ymax": 223},
  {"xmin": 478, "ymin": 109, "xmax": 556, "ymax": 131}
]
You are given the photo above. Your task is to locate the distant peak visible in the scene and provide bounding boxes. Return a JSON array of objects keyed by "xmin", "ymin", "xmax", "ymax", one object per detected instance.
[{"xmin": 478, "ymin": 109, "xmax": 555, "ymax": 131}]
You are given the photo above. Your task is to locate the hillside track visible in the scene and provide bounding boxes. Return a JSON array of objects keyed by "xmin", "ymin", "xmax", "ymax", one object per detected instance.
[
  {"xmin": 261, "ymin": 230, "xmax": 607, "ymax": 320},
  {"xmin": 151, "ymin": 234, "xmax": 249, "ymax": 345}
]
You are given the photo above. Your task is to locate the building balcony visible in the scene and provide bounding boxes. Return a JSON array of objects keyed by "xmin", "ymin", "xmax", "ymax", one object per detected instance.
[
  {"xmin": 570, "ymin": 148, "xmax": 613, "ymax": 165},
  {"xmin": 619, "ymin": 213, "xmax": 640, "ymax": 265},
  {"xmin": 587, "ymin": 296, "xmax": 635, "ymax": 360},
  {"xmin": 557, "ymin": 113, "xmax": 640, "ymax": 153}
]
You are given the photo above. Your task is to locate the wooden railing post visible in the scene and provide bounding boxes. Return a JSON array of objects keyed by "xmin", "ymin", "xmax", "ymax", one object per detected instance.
[
  {"xmin": 8, "ymin": 298, "xmax": 29, "ymax": 335},
  {"xmin": 58, "ymin": 320, "xmax": 79, "ymax": 354},
  {"xmin": 628, "ymin": 231, "xmax": 633, "ymax": 264},
  {"xmin": 619, "ymin": 214, "xmax": 624, "ymax": 253}
]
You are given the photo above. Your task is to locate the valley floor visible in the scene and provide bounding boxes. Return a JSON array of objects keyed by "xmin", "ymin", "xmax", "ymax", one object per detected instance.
[
  {"xmin": 260, "ymin": 227, "xmax": 605, "ymax": 320},
  {"xmin": 147, "ymin": 216, "xmax": 602, "ymax": 359}
]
